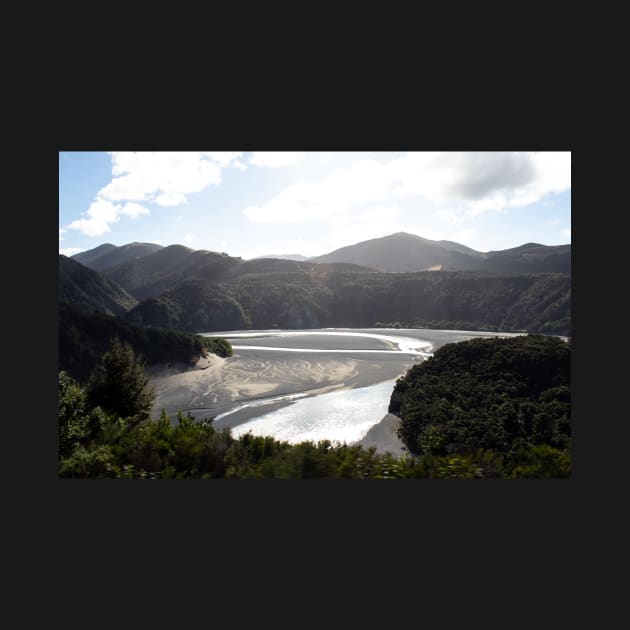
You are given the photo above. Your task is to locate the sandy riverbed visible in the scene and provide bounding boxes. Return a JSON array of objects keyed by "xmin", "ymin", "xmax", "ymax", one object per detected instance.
[{"xmin": 146, "ymin": 350, "xmax": 413, "ymax": 454}]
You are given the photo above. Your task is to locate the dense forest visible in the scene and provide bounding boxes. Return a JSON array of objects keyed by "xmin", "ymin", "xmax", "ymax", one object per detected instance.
[
  {"xmin": 127, "ymin": 270, "xmax": 571, "ymax": 335},
  {"xmin": 59, "ymin": 254, "xmax": 138, "ymax": 317},
  {"xmin": 59, "ymin": 303, "xmax": 232, "ymax": 382},
  {"xmin": 59, "ymin": 337, "xmax": 570, "ymax": 479},
  {"xmin": 389, "ymin": 335, "xmax": 571, "ymax": 466}
]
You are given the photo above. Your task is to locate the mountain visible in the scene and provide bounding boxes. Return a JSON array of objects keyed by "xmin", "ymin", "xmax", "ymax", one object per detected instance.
[
  {"xmin": 103, "ymin": 245, "xmax": 242, "ymax": 301},
  {"xmin": 59, "ymin": 255, "xmax": 138, "ymax": 317},
  {"xmin": 103, "ymin": 247, "xmax": 375, "ymax": 302},
  {"xmin": 72, "ymin": 243, "xmax": 117, "ymax": 267},
  {"xmin": 59, "ymin": 302, "xmax": 232, "ymax": 382},
  {"xmin": 312, "ymin": 233, "xmax": 483, "ymax": 272},
  {"xmin": 64, "ymin": 239, "xmax": 571, "ymax": 336},
  {"xmin": 483, "ymin": 243, "xmax": 571, "ymax": 274},
  {"xmin": 251, "ymin": 254, "xmax": 310, "ymax": 261},
  {"xmin": 312, "ymin": 232, "xmax": 570, "ymax": 274},
  {"xmin": 72, "ymin": 242, "xmax": 163, "ymax": 272},
  {"xmin": 128, "ymin": 268, "xmax": 571, "ymax": 336}
]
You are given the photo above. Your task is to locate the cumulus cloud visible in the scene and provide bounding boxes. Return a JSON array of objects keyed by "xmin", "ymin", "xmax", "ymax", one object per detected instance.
[
  {"xmin": 391, "ymin": 151, "xmax": 570, "ymax": 217},
  {"xmin": 249, "ymin": 152, "xmax": 307, "ymax": 168},
  {"xmin": 244, "ymin": 152, "xmax": 571, "ymax": 225},
  {"xmin": 184, "ymin": 233, "xmax": 197, "ymax": 245},
  {"xmin": 65, "ymin": 152, "xmax": 247, "ymax": 238},
  {"xmin": 66, "ymin": 199, "xmax": 150, "ymax": 237},
  {"xmin": 100, "ymin": 152, "xmax": 223, "ymax": 204},
  {"xmin": 59, "ymin": 228, "xmax": 66, "ymax": 241}
]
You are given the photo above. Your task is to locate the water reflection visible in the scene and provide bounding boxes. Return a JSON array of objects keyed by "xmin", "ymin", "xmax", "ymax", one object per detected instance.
[{"xmin": 230, "ymin": 380, "xmax": 397, "ymax": 445}]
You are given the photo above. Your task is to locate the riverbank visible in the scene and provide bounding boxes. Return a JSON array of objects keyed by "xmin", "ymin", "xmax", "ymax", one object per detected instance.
[
  {"xmin": 354, "ymin": 413, "xmax": 407, "ymax": 455},
  {"xmin": 147, "ymin": 350, "xmax": 415, "ymax": 427}
]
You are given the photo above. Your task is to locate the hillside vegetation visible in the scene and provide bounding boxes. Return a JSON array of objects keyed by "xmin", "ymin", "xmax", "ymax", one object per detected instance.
[
  {"xmin": 128, "ymin": 270, "xmax": 571, "ymax": 335},
  {"xmin": 389, "ymin": 335, "xmax": 571, "ymax": 470},
  {"xmin": 60, "ymin": 303, "xmax": 232, "ymax": 382},
  {"xmin": 69, "ymin": 238, "xmax": 571, "ymax": 336},
  {"xmin": 59, "ymin": 255, "xmax": 138, "ymax": 317},
  {"xmin": 59, "ymin": 338, "xmax": 570, "ymax": 479}
]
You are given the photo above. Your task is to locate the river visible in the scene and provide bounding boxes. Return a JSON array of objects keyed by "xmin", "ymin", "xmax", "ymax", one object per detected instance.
[{"xmin": 155, "ymin": 327, "xmax": 523, "ymax": 447}]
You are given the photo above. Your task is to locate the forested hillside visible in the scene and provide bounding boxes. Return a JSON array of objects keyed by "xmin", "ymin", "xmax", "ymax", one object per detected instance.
[
  {"xmin": 389, "ymin": 335, "xmax": 571, "ymax": 469},
  {"xmin": 59, "ymin": 255, "xmax": 138, "ymax": 317},
  {"xmin": 59, "ymin": 337, "xmax": 570, "ymax": 479},
  {"xmin": 59, "ymin": 302, "xmax": 232, "ymax": 382},
  {"xmin": 128, "ymin": 270, "xmax": 571, "ymax": 335},
  {"xmin": 73, "ymin": 242, "xmax": 163, "ymax": 272},
  {"xmin": 68, "ymin": 239, "xmax": 571, "ymax": 337}
]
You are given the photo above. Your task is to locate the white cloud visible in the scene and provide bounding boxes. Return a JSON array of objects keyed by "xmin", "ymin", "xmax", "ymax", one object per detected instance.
[
  {"xmin": 249, "ymin": 152, "xmax": 307, "ymax": 168},
  {"xmin": 59, "ymin": 228, "xmax": 66, "ymax": 241},
  {"xmin": 243, "ymin": 152, "xmax": 571, "ymax": 225},
  {"xmin": 184, "ymin": 233, "xmax": 197, "ymax": 245},
  {"xmin": 151, "ymin": 240, "xmax": 163, "ymax": 245},
  {"xmin": 66, "ymin": 152, "xmax": 246, "ymax": 237},
  {"xmin": 203, "ymin": 152, "xmax": 244, "ymax": 167},
  {"xmin": 244, "ymin": 159, "xmax": 394, "ymax": 223},
  {"xmin": 66, "ymin": 199, "xmax": 150, "ymax": 237},
  {"xmin": 120, "ymin": 202, "xmax": 150, "ymax": 218},
  {"xmin": 547, "ymin": 218, "xmax": 564, "ymax": 225},
  {"xmin": 155, "ymin": 192, "xmax": 187, "ymax": 207},
  {"xmin": 561, "ymin": 227, "xmax": 571, "ymax": 239},
  {"xmin": 100, "ymin": 152, "xmax": 223, "ymax": 205},
  {"xmin": 60, "ymin": 247, "xmax": 85, "ymax": 256}
]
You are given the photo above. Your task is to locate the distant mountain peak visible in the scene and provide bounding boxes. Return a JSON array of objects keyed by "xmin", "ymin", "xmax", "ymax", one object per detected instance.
[{"xmin": 313, "ymin": 232, "xmax": 570, "ymax": 274}]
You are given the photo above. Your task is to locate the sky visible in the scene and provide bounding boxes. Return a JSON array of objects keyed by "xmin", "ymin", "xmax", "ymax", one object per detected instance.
[{"xmin": 59, "ymin": 151, "xmax": 571, "ymax": 259}]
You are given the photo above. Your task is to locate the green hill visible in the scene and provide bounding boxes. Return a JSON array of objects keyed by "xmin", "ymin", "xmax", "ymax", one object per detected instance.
[
  {"xmin": 59, "ymin": 255, "xmax": 138, "ymax": 317},
  {"xmin": 389, "ymin": 335, "xmax": 571, "ymax": 460},
  {"xmin": 59, "ymin": 302, "xmax": 232, "ymax": 382},
  {"xmin": 72, "ymin": 242, "xmax": 163, "ymax": 272}
]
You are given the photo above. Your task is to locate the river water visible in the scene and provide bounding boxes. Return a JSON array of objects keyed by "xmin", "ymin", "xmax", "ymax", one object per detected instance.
[{"xmin": 192, "ymin": 328, "xmax": 522, "ymax": 445}]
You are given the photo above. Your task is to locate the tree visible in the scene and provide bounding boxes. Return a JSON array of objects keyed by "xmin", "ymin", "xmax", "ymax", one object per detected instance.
[{"xmin": 86, "ymin": 338, "xmax": 155, "ymax": 423}]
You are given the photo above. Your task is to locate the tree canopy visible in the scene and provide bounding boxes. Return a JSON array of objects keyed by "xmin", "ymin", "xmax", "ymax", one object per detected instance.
[
  {"xmin": 389, "ymin": 335, "xmax": 571, "ymax": 461},
  {"xmin": 86, "ymin": 338, "xmax": 155, "ymax": 422}
]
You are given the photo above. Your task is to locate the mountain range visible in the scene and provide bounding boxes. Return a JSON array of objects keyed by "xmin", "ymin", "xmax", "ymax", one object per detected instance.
[
  {"xmin": 61, "ymin": 232, "xmax": 571, "ymax": 337},
  {"xmin": 311, "ymin": 232, "xmax": 571, "ymax": 274},
  {"xmin": 73, "ymin": 232, "xmax": 570, "ymax": 276}
]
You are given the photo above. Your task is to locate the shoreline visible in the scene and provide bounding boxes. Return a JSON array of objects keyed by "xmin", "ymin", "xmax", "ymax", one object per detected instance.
[
  {"xmin": 147, "ymin": 352, "xmax": 413, "ymax": 454},
  {"xmin": 144, "ymin": 327, "xmax": 529, "ymax": 456}
]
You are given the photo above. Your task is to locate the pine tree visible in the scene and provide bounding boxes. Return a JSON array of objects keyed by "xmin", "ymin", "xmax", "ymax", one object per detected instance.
[{"xmin": 86, "ymin": 338, "xmax": 155, "ymax": 423}]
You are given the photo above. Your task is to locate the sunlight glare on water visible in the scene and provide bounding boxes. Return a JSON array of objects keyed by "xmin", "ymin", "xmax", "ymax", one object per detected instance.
[{"xmin": 230, "ymin": 380, "xmax": 396, "ymax": 445}]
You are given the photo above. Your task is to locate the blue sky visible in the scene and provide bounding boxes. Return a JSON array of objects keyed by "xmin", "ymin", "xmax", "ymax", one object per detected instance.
[{"xmin": 59, "ymin": 151, "xmax": 571, "ymax": 259}]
